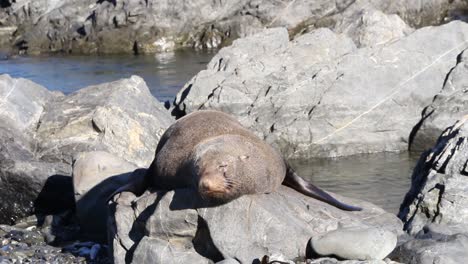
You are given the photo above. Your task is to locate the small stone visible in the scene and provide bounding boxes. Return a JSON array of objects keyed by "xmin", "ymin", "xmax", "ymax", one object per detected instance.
[{"xmin": 309, "ymin": 226, "xmax": 397, "ymax": 260}]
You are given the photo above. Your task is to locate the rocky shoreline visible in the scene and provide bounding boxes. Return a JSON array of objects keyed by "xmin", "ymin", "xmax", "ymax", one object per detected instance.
[
  {"xmin": 0, "ymin": 0, "xmax": 467, "ymax": 55},
  {"xmin": 1, "ymin": 6, "xmax": 468, "ymax": 264}
]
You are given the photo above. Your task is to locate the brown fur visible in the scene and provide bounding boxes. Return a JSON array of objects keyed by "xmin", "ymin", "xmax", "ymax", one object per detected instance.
[{"xmin": 148, "ymin": 110, "xmax": 285, "ymax": 201}]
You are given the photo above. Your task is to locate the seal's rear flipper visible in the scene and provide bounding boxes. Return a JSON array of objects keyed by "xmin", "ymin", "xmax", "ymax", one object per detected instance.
[
  {"xmin": 107, "ymin": 168, "xmax": 148, "ymax": 202},
  {"xmin": 283, "ymin": 163, "xmax": 362, "ymax": 211}
]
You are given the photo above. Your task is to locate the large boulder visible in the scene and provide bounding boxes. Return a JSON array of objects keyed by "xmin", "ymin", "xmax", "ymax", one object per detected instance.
[
  {"xmin": 36, "ymin": 75, "xmax": 173, "ymax": 167},
  {"xmin": 0, "ymin": 75, "xmax": 69, "ymax": 223},
  {"xmin": 109, "ymin": 185, "xmax": 402, "ymax": 263},
  {"xmin": 0, "ymin": 0, "xmax": 466, "ymax": 54},
  {"xmin": 173, "ymin": 21, "xmax": 468, "ymax": 159},
  {"xmin": 0, "ymin": 75, "xmax": 173, "ymax": 224},
  {"xmin": 399, "ymin": 116, "xmax": 468, "ymax": 235},
  {"xmin": 410, "ymin": 50, "xmax": 468, "ymax": 151},
  {"xmin": 397, "ymin": 117, "xmax": 468, "ymax": 263}
]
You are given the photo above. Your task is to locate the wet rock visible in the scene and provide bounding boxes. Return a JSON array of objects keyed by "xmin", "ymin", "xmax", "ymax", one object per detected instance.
[
  {"xmin": 399, "ymin": 117, "xmax": 468, "ymax": 235},
  {"xmin": 174, "ymin": 22, "xmax": 468, "ymax": 159},
  {"xmin": 410, "ymin": 50, "xmax": 468, "ymax": 151},
  {"xmin": 72, "ymin": 151, "xmax": 138, "ymax": 242},
  {"xmin": 109, "ymin": 186, "xmax": 402, "ymax": 263},
  {"xmin": 309, "ymin": 227, "xmax": 397, "ymax": 260}
]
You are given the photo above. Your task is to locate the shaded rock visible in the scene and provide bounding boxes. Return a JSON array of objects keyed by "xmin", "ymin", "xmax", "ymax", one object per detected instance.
[
  {"xmin": 174, "ymin": 22, "xmax": 468, "ymax": 158},
  {"xmin": 109, "ymin": 186, "xmax": 402, "ymax": 263},
  {"xmin": 392, "ymin": 230, "xmax": 468, "ymax": 264},
  {"xmin": 410, "ymin": 50, "xmax": 468, "ymax": 151},
  {"xmin": 0, "ymin": 74, "xmax": 71, "ymax": 223},
  {"xmin": 0, "ymin": 74, "xmax": 173, "ymax": 224},
  {"xmin": 399, "ymin": 117, "xmax": 468, "ymax": 235},
  {"xmin": 36, "ymin": 75, "xmax": 173, "ymax": 167},
  {"xmin": 72, "ymin": 151, "xmax": 138, "ymax": 242},
  {"xmin": 309, "ymin": 227, "xmax": 397, "ymax": 260}
]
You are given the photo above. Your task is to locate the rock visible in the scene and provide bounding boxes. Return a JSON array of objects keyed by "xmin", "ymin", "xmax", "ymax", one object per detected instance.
[
  {"xmin": 307, "ymin": 258, "xmax": 402, "ymax": 264},
  {"xmin": 0, "ymin": 74, "xmax": 54, "ymax": 132},
  {"xmin": 334, "ymin": 8, "xmax": 414, "ymax": 48},
  {"xmin": 0, "ymin": 74, "xmax": 173, "ymax": 224},
  {"xmin": 391, "ymin": 229, "xmax": 468, "ymax": 264},
  {"xmin": 109, "ymin": 186, "xmax": 402, "ymax": 263},
  {"xmin": 72, "ymin": 151, "xmax": 138, "ymax": 242},
  {"xmin": 309, "ymin": 227, "xmax": 397, "ymax": 260},
  {"xmin": 215, "ymin": 259, "xmax": 240, "ymax": 264},
  {"xmin": 174, "ymin": 21, "xmax": 468, "ymax": 158},
  {"xmin": 410, "ymin": 50, "xmax": 468, "ymax": 151},
  {"xmin": 399, "ymin": 117, "xmax": 468, "ymax": 235},
  {"xmin": 0, "ymin": 74, "xmax": 72, "ymax": 223},
  {"xmin": 1, "ymin": 0, "xmax": 466, "ymax": 54},
  {"xmin": 36, "ymin": 75, "xmax": 173, "ymax": 167}
]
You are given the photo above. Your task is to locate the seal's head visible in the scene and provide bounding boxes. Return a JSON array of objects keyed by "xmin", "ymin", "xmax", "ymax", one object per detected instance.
[{"xmin": 192, "ymin": 135, "xmax": 253, "ymax": 202}]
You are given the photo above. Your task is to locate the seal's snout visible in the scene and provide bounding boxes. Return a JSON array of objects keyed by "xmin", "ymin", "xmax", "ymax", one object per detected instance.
[{"xmin": 198, "ymin": 168, "xmax": 229, "ymax": 199}]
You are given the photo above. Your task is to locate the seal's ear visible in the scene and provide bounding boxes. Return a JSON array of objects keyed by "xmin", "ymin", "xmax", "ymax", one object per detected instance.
[{"xmin": 239, "ymin": 155, "xmax": 250, "ymax": 160}]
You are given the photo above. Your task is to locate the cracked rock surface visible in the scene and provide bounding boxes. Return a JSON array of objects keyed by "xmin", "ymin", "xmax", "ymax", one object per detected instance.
[
  {"xmin": 108, "ymin": 184, "xmax": 402, "ymax": 264},
  {"xmin": 400, "ymin": 117, "xmax": 468, "ymax": 235},
  {"xmin": 174, "ymin": 21, "xmax": 468, "ymax": 159},
  {"xmin": 396, "ymin": 117, "xmax": 468, "ymax": 263},
  {"xmin": 410, "ymin": 49, "xmax": 468, "ymax": 152},
  {"xmin": 0, "ymin": 74, "xmax": 173, "ymax": 223}
]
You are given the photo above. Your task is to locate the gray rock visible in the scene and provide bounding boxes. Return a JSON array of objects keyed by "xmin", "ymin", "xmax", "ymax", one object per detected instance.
[
  {"xmin": 309, "ymin": 227, "xmax": 397, "ymax": 260},
  {"xmin": 215, "ymin": 259, "xmax": 240, "ymax": 264},
  {"xmin": 1, "ymin": 0, "xmax": 466, "ymax": 54},
  {"xmin": 72, "ymin": 151, "xmax": 138, "ymax": 242},
  {"xmin": 392, "ymin": 231, "xmax": 468, "ymax": 264},
  {"xmin": 0, "ymin": 75, "xmax": 173, "ymax": 224},
  {"xmin": 410, "ymin": 50, "xmax": 468, "ymax": 151},
  {"xmin": 399, "ymin": 117, "xmax": 468, "ymax": 235},
  {"xmin": 36, "ymin": 75, "xmax": 173, "ymax": 167},
  {"xmin": 0, "ymin": 74, "xmax": 54, "ymax": 132},
  {"xmin": 333, "ymin": 8, "xmax": 414, "ymax": 48},
  {"xmin": 308, "ymin": 258, "xmax": 402, "ymax": 264},
  {"xmin": 0, "ymin": 74, "xmax": 71, "ymax": 223},
  {"xmin": 109, "ymin": 186, "xmax": 402, "ymax": 263},
  {"xmin": 174, "ymin": 21, "xmax": 468, "ymax": 159}
]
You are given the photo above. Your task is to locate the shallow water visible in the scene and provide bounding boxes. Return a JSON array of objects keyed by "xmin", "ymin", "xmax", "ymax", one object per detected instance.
[
  {"xmin": 291, "ymin": 152, "xmax": 420, "ymax": 214},
  {"xmin": 0, "ymin": 50, "xmax": 216, "ymax": 101},
  {"xmin": 0, "ymin": 51, "xmax": 420, "ymax": 214}
]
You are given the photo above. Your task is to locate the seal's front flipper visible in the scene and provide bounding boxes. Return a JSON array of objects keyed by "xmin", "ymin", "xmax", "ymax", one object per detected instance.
[
  {"xmin": 107, "ymin": 168, "xmax": 149, "ymax": 202},
  {"xmin": 283, "ymin": 163, "xmax": 362, "ymax": 211}
]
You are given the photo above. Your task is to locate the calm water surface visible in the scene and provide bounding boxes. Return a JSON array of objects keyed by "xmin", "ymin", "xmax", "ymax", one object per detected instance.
[
  {"xmin": 0, "ymin": 51, "xmax": 420, "ymax": 214},
  {"xmin": 292, "ymin": 152, "xmax": 420, "ymax": 214},
  {"xmin": 0, "ymin": 50, "xmax": 217, "ymax": 101}
]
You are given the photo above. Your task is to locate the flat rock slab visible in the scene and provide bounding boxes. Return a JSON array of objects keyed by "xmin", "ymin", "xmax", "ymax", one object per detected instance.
[{"xmin": 109, "ymin": 185, "xmax": 402, "ymax": 264}]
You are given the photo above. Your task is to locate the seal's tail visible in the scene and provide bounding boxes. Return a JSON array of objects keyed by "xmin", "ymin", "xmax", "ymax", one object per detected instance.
[{"xmin": 282, "ymin": 163, "xmax": 362, "ymax": 211}]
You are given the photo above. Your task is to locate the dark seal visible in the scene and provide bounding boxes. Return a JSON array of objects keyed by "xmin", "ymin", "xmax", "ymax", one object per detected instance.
[{"xmin": 119, "ymin": 110, "xmax": 361, "ymax": 211}]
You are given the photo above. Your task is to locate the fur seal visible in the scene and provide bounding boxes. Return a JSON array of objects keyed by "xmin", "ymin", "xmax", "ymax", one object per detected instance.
[{"xmin": 119, "ymin": 110, "xmax": 361, "ymax": 211}]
